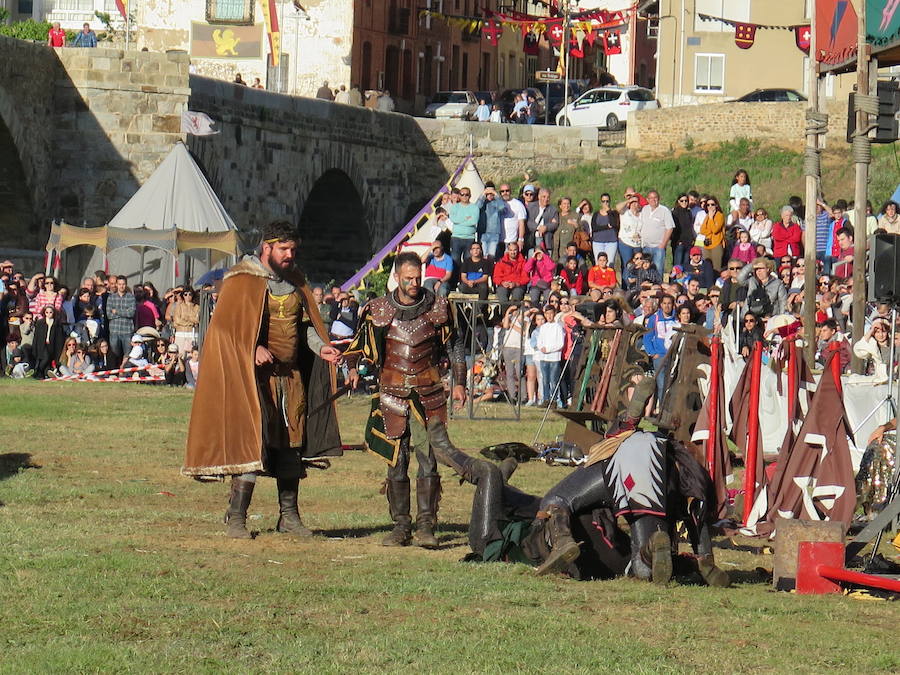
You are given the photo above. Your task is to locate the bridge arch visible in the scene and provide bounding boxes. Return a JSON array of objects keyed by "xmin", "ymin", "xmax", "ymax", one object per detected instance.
[{"xmin": 0, "ymin": 109, "xmax": 39, "ymax": 252}]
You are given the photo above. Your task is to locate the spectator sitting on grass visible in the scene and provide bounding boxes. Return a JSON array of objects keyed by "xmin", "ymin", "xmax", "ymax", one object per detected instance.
[{"xmin": 60, "ymin": 342, "xmax": 95, "ymax": 378}]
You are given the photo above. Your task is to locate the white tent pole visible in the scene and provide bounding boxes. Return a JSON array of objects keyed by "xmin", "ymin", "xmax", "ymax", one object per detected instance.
[
  {"xmin": 45, "ymin": 249, "xmax": 53, "ymax": 277},
  {"xmin": 139, "ymin": 246, "xmax": 146, "ymax": 285}
]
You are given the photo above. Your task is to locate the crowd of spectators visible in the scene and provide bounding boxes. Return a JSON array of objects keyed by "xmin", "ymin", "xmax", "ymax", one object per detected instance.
[
  {"xmin": 0, "ymin": 265, "xmax": 203, "ymax": 386},
  {"xmin": 412, "ymin": 171, "xmax": 900, "ymax": 407}
]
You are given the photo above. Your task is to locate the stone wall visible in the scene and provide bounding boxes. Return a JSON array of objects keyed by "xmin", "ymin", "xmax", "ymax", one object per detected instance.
[{"xmin": 626, "ymin": 100, "xmax": 851, "ymax": 154}]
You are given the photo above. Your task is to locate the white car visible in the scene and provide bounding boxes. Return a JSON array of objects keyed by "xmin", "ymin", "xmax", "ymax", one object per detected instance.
[
  {"xmin": 556, "ymin": 86, "xmax": 659, "ymax": 129},
  {"xmin": 424, "ymin": 91, "xmax": 478, "ymax": 120}
]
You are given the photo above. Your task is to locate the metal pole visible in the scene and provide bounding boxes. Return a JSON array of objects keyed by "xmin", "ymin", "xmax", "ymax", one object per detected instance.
[
  {"xmin": 851, "ymin": 2, "xmax": 869, "ymax": 373},
  {"xmin": 139, "ymin": 246, "xmax": 145, "ymax": 284},
  {"xmin": 545, "ymin": 80, "xmax": 550, "ymax": 125},
  {"xmin": 803, "ymin": 12, "xmax": 819, "ymax": 368},
  {"xmin": 562, "ymin": 0, "xmax": 570, "ymax": 125}
]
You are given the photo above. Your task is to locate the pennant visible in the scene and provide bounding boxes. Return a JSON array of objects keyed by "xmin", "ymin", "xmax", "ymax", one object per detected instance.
[
  {"xmin": 602, "ymin": 29, "xmax": 622, "ymax": 55},
  {"xmin": 734, "ymin": 22, "xmax": 756, "ymax": 49},
  {"xmin": 259, "ymin": 0, "xmax": 281, "ymax": 67},
  {"xmin": 584, "ymin": 29, "xmax": 597, "ymax": 47},
  {"xmin": 181, "ymin": 111, "xmax": 220, "ymax": 136},
  {"xmin": 483, "ymin": 19, "xmax": 502, "ymax": 46},
  {"xmin": 545, "ymin": 19, "xmax": 564, "ymax": 46},
  {"xmin": 569, "ymin": 35, "xmax": 584, "ymax": 59},
  {"xmin": 115, "ymin": 0, "xmax": 127, "ymax": 21},
  {"xmin": 523, "ymin": 31, "xmax": 539, "ymax": 55},
  {"xmin": 795, "ymin": 24, "xmax": 811, "ymax": 54}
]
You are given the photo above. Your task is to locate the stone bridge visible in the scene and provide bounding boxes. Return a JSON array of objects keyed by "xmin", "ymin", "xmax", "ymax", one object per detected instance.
[{"xmin": 0, "ymin": 37, "xmax": 621, "ymax": 281}]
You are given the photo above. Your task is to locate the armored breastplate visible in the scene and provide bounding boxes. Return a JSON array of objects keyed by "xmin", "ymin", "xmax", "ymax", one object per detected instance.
[{"xmin": 384, "ymin": 317, "xmax": 439, "ymax": 375}]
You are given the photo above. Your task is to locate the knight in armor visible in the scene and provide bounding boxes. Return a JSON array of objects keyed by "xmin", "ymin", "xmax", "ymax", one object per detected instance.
[
  {"xmin": 182, "ymin": 220, "xmax": 343, "ymax": 539},
  {"xmin": 345, "ymin": 251, "xmax": 496, "ymax": 548},
  {"xmin": 452, "ymin": 378, "xmax": 730, "ymax": 586}
]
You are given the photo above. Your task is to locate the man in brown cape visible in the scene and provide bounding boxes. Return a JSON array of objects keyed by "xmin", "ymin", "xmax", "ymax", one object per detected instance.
[{"xmin": 182, "ymin": 220, "xmax": 343, "ymax": 539}]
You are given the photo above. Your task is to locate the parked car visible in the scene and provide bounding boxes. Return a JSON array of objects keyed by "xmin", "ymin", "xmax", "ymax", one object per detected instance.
[
  {"xmin": 498, "ymin": 88, "xmax": 547, "ymax": 123},
  {"xmin": 729, "ymin": 88, "xmax": 808, "ymax": 102},
  {"xmin": 541, "ymin": 81, "xmax": 586, "ymax": 121},
  {"xmin": 555, "ymin": 86, "xmax": 659, "ymax": 129},
  {"xmin": 424, "ymin": 91, "xmax": 478, "ymax": 119}
]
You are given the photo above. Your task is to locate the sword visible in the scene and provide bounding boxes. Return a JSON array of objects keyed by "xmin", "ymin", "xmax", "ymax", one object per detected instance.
[{"xmin": 307, "ymin": 383, "xmax": 351, "ymax": 418}]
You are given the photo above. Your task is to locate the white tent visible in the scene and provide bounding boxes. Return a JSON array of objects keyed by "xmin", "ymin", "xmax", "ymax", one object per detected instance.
[{"xmin": 62, "ymin": 141, "xmax": 238, "ymax": 290}]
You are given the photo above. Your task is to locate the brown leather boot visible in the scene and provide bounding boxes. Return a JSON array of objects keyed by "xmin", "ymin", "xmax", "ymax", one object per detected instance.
[
  {"xmin": 697, "ymin": 554, "xmax": 731, "ymax": 587},
  {"xmin": 641, "ymin": 531, "xmax": 673, "ymax": 585},
  {"xmin": 535, "ymin": 505, "xmax": 580, "ymax": 576},
  {"xmin": 276, "ymin": 477, "xmax": 313, "ymax": 538},
  {"xmin": 382, "ymin": 479, "xmax": 412, "ymax": 546},
  {"xmin": 414, "ymin": 476, "xmax": 441, "ymax": 549},
  {"xmin": 224, "ymin": 477, "xmax": 255, "ymax": 539}
]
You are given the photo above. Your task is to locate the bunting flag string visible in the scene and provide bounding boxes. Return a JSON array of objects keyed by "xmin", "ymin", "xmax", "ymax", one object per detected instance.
[{"xmin": 700, "ymin": 14, "xmax": 816, "ymax": 56}]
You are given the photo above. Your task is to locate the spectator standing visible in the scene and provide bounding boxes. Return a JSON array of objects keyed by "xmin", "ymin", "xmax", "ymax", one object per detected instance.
[
  {"xmin": 643, "ymin": 294, "xmax": 677, "ymax": 395},
  {"xmin": 27, "ymin": 274, "xmax": 63, "ymax": 315},
  {"xmin": 535, "ymin": 304, "xmax": 565, "ymax": 407},
  {"xmin": 492, "ymin": 242, "xmax": 528, "ymax": 303},
  {"xmin": 853, "ymin": 318, "xmax": 892, "ymax": 377},
  {"xmin": 671, "ymin": 193, "xmax": 694, "ymax": 269},
  {"xmin": 107, "ymin": 277, "xmax": 136, "ymax": 360},
  {"xmin": 729, "ymin": 169, "xmax": 753, "ymax": 214},
  {"xmin": 448, "ymin": 187, "xmax": 479, "ymax": 265},
  {"xmin": 879, "ymin": 200, "xmax": 900, "ymax": 234},
  {"xmin": 618, "ymin": 196, "xmax": 642, "ymax": 267},
  {"xmin": 501, "ymin": 304, "xmax": 526, "ymax": 403},
  {"xmin": 335, "ymin": 85, "xmax": 350, "ymax": 104},
  {"xmin": 72, "ymin": 23, "xmax": 97, "ymax": 47},
  {"xmin": 376, "ymin": 89, "xmax": 395, "ymax": 112},
  {"xmin": 699, "ymin": 196, "xmax": 726, "ymax": 270},
  {"xmin": 348, "ymin": 85, "xmax": 363, "ymax": 106},
  {"xmin": 525, "ymin": 188, "xmax": 559, "ymax": 254},
  {"xmin": 32, "ymin": 306, "xmax": 65, "ymax": 378},
  {"xmin": 477, "ymin": 183, "xmax": 505, "ymax": 260},
  {"xmin": 172, "ymin": 288, "xmax": 200, "ymax": 353},
  {"xmin": 499, "ymin": 183, "xmax": 527, "ymax": 251},
  {"xmin": 48, "ymin": 22, "xmax": 66, "ymax": 48},
  {"xmin": 749, "ymin": 207, "xmax": 774, "ymax": 255},
  {"xmin": 639, "ymin": 190, "xmax": 674, "ymax": 275},
  {"xmin": 475, "ymin": 99, "xmax": 491, "ymax": 121},
  {"xmin": 833, "ymin": 227, "xmax": 855, "ymax": 279},
  {"xmin": 825, "ymin": 201, "xmax": 850, "ymax": 271},
  {"xmin": 552, "ymin": 197, "xmax": 580, "ymax": 262},
  {"xmin": 316, "ymin": 81, "xmax": 334, "ymax": 100},
  {"xmin": 590, "ymin": 193, "xmax": 620, "ymax": 268}
]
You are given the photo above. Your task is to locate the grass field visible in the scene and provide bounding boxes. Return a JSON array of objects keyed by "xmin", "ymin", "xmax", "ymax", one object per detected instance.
[{"xmin": 2, "ymin": 380, "xmax": 899, "ymax": 673}]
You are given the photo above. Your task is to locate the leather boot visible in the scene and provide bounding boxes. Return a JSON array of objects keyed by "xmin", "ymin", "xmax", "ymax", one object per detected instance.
[
  {"xmin": 276, "ymin": 477, "xmax": 313, "ymax": 537},
  {"xmin": 499, "ymin": 457, "xmax": 519, "ymax": 483},
  {"xmin": 534, "ymin": 505, "xmax": 581, "ymax": 576},
  {"xmin": 414, "ymin": 476, "xmax": 441, "ymax": 549},
  {"xmin": 630, "ymin": 516, "xmax": 672, "ymax": 584},
  {"xmin": 224, "ymin": 477, "xmax": 255, "ymax": 539},
  {"xmin": 697, "ymin": 554, "xmax": 731, "ymax": 587},
  {"xmin": 427, "ymin": 418, "xmax": 475, "ymax": 480},
  {"xmin": 382, "ymin": 479, "xmax": 412, "ymax": 546}
]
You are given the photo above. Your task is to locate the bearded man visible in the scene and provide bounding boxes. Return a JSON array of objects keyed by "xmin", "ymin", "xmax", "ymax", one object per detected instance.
[
  {"xmin": 344, "ymin": 251, "xmax": 472, "ymax": 548},
  {"xmin": 182, "ymin": 220, "xmax": 342, "ymax": 539}
]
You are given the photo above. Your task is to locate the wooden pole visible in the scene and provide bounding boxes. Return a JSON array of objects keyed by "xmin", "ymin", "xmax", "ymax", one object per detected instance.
[
  {"xmin": 705, "ymin": 336, "xmax": 721, "ymax": 481},
  {"xmin": 802, "ymin": 13, "xmax": 818, "ymax": 368},
  {"xmin": 850, "ymin": 1, "xmax": 869, "ymax": 373}
]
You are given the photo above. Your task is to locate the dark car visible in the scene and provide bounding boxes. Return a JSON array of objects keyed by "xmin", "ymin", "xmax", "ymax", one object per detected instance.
[
  {"xmin": 498, "ymin": 88, "xmax": 547, "ymax": 123},
  {"xmin": 541, "ymin": 81, "xmax": 586, "ymax": 120},
  {"xmin": 730, "ymin": 88, "xmax": 807, "ymax": 102}
]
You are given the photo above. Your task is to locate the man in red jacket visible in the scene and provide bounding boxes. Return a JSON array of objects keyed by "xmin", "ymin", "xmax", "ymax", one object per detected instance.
[{"xmin": 492, "ymin": 242, "xmax": 528, "ymax": 303}]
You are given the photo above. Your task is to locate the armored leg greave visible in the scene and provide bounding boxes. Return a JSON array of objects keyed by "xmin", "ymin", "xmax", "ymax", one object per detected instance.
[
  {"xmin": 225, "ymin": 477, "xmax": 255, "ymax": 539},
  {"xmin": 684, "ymin": 498, "xmax": 730, "ymax": 587},
  {"xmin": 276, "ymin": 476, "xmax": 313, "ymax": 537}
]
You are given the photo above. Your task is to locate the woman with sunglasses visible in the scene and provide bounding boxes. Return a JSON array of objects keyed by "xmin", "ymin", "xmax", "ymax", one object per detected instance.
[
  {"xmin": 699, "ymin": 196, "xmax": 726, "ymax": 270},
  {"xmin": 589, "ymin": 193, "xmax": 619, "ymax": 269},
  {"xmin": 32, "ymin": 306, "xmax": 66, "ymax": 378},
  {"xmin": 671, "ymin": 193, "xmax": 694, "ymax": 269},
  {"xmin": 748, "ymin": 208, "xmax": 773, "ymax": 255},
  {"xmin": 59, "ymin": 341, "xmax": 95, "ymax": 378},
  {"xmin": 26, "ymin": 273, "xmax": 63, "ymax": 316},
  {"xmin": 172, "ymin": 288, "xmax": 200, "ymax": 354}
]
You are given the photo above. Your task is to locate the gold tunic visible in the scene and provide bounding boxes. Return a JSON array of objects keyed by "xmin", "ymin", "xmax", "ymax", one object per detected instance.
[{"xmin": 259, "ymin": 291, "xmax": 306, "ymax": 449}]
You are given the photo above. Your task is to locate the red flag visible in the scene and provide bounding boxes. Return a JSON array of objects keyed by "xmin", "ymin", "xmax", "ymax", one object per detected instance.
[
  {"xmin": 734, "ymin": 22, "xmax": 756, "ymax": 49},
  {"xmin": 523, "ymin": 32, "xmax": 539, "ymax": 55},
  {"xmin": 584, "ymin": 29, "xmax": 597, "ymax": 47},
  {"xmin": 545, "ymin": 19, "xmax": 564, "ymax": 47},
  {"xmin": 569, "ymin": 35, "xmax": 583, "ymax": 59},
  {"xmin": 115, "ymin": 0, "xmax": 127, "ymax": 20},
  {"xmin": 795, "ymin": 24, "xmax": 811, "ymax": 54},
  {"xmin": 602, "ymin": 30, "xmax": 622, "ymax": 55},
  {"xmin": 483, "ymin": 19, "xmax": 502, "ymax": 46}
]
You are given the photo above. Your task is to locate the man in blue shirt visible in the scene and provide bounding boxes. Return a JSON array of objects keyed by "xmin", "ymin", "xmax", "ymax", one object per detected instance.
[
  {"xmin": 73, "ymin": 23, "xmax": 98, "ymax": 48},
  {"xmin": 643, "ymin": 294, "xmax": 677, "ymax": 401},
  {"xmin": 478, "ymin": 182, "xmax": 506, "ymax": 260}
]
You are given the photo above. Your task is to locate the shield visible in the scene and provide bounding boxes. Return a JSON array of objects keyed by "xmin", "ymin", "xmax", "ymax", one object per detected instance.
[{"xmin": 795, "ymin": 25, "xmax": 811, "ymax": 53}]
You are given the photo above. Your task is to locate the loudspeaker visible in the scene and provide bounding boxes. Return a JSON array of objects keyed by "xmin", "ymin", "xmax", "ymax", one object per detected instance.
[{"xmin": 868, "ymin": 234, "xmax": 900, "ymax": 302}]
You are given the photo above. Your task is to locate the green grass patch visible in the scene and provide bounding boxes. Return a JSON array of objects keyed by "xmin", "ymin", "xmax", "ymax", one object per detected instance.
[{"xmin": 0, "ymin": 380, "xmax": 898, "ymax": 672}]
